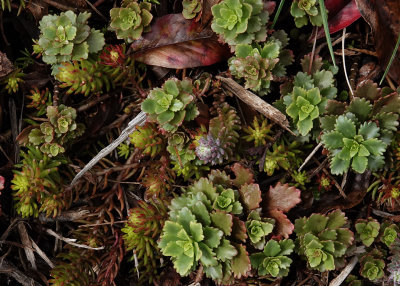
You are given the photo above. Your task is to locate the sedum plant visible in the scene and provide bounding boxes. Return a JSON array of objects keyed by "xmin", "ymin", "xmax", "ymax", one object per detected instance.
[
  {"xmin": 263, "ymin": 139, "xmax": 303, "ymax": 176},
  {"xmin": 55, "ymin": 58, "xmax": 119, "ymax": 96},
  {"xmin": 142, "ymin": 78, "xmax": 199, "ymax": 133},
  {"xmin": 2, "ymin": 68, "xmax": 24, "ymax": 94},
  {"xmin": 294, "ymin": 210, "xmax": 354, "ymax": 272},
  {"xmin": 243, "ymin": 116, "xmax": 273, "ymax": 147},
  {"xmin": 122, "ymin": 200, "xmax": 168, "ymax": 284},
  {"xmin": 250, "ymin": 239, "xmax": 294, "ymax": 278},
  {"xmin": 359, "ymin": 249, "xmax": 385, "ymax": 281},
  {"xmin": 33, "ymin": 11, "xmax": 105, "ymax": 70},
  {"xmin": 109, "ymin": 0, "xmax": 153, "ymax": 43},
  {"xmin": 129, "ymin": 122, "xmax": 164, "ymax": 157},
  {"xmin": 182, "ymin": 0, "xmax": 202, "ymax": 20},
  {"xmin": 12, "ymin": 146, "xmax": 66, "ymax": 218},
  {"xmin": 26, "ymin": 87, "xmax": 52, "ymax": 116},
  {"xmin": 211, "ymin": 0, "xmax": 268, "ymax": 47},
  {"xmin": 355, "ymin": 218, "xmax": 380, "ymax": 247},
  {"xmin": 290, "ymin": 0, "xmax": 324, "ymax": 28},
  {"xmin": 28, "ymin": 105, "xmax": 85, "ymax": 157},
  {"xmin": 229, "ymin": 31, "xmax": 293, "ymax": 96}
]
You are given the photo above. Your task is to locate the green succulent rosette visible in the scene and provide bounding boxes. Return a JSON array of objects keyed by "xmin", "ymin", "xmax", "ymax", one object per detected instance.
[
  {"xmin": 141, "ymin": 78, "xmax": 199, "ymax": 133},
  {"xmin": 211, "ymin": 0, "xmax": 268, "ymax": 47},
  {"xmin": 34, "ymin": 11, "xmax": 104, "ymax": 68},
  {"xmin": 321, "ymin": 115, "xmax": 387, "ymax": 175},
  {"xmin": 182, "ymin": 0, "xmax": 202, "ymax": 19},
  {"xmin": 110, "ymin": 0, "xmax": 153, "ymax": 42},
  {"xmin": 290, "ymin": 0, "xmax": 324, "ymax": 28}
]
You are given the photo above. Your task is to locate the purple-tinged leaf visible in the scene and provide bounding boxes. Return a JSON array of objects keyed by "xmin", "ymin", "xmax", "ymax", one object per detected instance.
[{"xmin": 130, "ymin": 14, "xmax": 230, "ymax": 69}]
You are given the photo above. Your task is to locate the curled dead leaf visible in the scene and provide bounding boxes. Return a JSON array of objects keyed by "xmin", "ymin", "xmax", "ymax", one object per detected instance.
[{"xmin": 129, "ymin": 14, "xmax": 230, "ymax": 69}]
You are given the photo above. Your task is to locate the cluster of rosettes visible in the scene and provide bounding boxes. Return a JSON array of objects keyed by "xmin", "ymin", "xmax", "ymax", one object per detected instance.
[
  {"xmin": 33, "ymin": 11, "xmax": 104, "ymax": 69},
  {"xmin": 294, "ymin": 210, "xmax": 354, "ymax": 272},
  {"xmin": 320, "ymin": 81, "xmax": 400, "ymax": 175},
  {"xmin": 141, "ymin": 78, "xmax": 199, "ymax": 133},
  {"xmin": 28, "ymin": 105, "xmax": 85, "ymax": 157},
  {"xmin": 281, "ymin": 55, "xmax": 337, "ymax": 137},
  {"xmin": 110, "ymin": 0, "xmax": 153, "ymax": 42},
  {"xmin": 211, "ymin": 0, "xmax": 268, "ymax": 47},
  {"xmin": 229, "ymin": 31, "xmax": 293, "ymax": 96}
]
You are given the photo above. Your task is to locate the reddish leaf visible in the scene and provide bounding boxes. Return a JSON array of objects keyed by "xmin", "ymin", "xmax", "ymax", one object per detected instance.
[
  {"xmin": 232, "ymin": 163, "xmax": 254, "ymax": 188},
  {"xmin": 265, "ymin": 1, "xmax": 276, "ymax": 15},
  {"xmin": 0, "ymin": 176, "xmax": 4, "ymax": 191},
  {"xmin": 268, "ymin": 209, "xmax": 294, "ymax": 238},
  {"xmin": 232, "ymin": 216, "xmax": 247, "ymax": 242},
  {"xmin": 239, "ymin": 184, "xmax": 262, "ymax": 211},
  {"xmin": 355, "ymin": 0, "xmax": 400, "ymax": 84},
  {"xmin": 315, "ymin": 0, "xmax": 361, "ymax": 39},
  {"xmin": 231, "ymin": 243, "xmax": 251, "ymax": 278},
  {"xmin": 265, "ymin": 182, "xmax": 301, "ymax": 213},
  {"xmin": 130, "ymin": 14, "xmax": 230, "ymax": 69}
]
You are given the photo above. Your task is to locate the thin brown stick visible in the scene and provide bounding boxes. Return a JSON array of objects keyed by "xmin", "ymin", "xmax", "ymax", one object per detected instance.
[
  {"xmin": 216, "ymin": 76, "xmax": 294, "ymax": 135},
  {"xmin": 0, "ymin": 259, "xmax": 41, "ymax": 286},
  {"xmin": 329, "ymin": 256, "xmax": 358, "ymax": 286},
  {"xmin": 41, "ymin": 0, "xmax": 78, "ymax": 11},
  {"xmin": 77, "ymin": 94, "xmax": 112, "ymax": 112}
]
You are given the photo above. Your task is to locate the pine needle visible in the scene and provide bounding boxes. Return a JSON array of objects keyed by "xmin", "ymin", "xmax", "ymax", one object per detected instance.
[
  {"xmin": 379, "ymin": 32, "xmax": 400, "ymax": 85},
  {"xmin": 271, "ymin": 0, "xmax": 285, "ymax": 30}
]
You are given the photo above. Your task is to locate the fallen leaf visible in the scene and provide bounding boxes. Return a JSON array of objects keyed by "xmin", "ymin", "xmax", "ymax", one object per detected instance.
[
  {"xmin": 0, "ymin": 51, "xmax": 13, "ymax": 79},
  {"xmin": 315, "ymin": 0, "xmax": 361, "ymax": 38},
  {"xmin": 129, "ymin": 14, "xmax": 230, "ymax": 69},
  {"xmin": 355, "ymin": 0, "xmax": 400, "ymax": 84}
]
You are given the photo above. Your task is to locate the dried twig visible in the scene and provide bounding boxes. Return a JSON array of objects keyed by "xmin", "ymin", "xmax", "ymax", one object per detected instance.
[
  {"xmin": 70, "ymin": 111, "xmax": 147, "ymax": 186},
  {"xmin": 77, "ymin": 93, "xmax": 112, "ymax": 112},
  {"xmin": 30, "ymin": 239, "xmax": 55, "ymax": 268},
  {"xmin": 216, "ymin": 76, "xmax": 294, "ymax": 135},
  {"xmin": 46, "ymin": 229, "xmax": 105, "ymax": 250},
  {"xmin": 0, "ymin": 259, "xmax": 41, "ymax": 286},
  {"xmin": 329, "ymin": 256, "xmax": 358, "ymax": 286},
  {"xmin": 17, "ymin": 222, "xmax": 36, "ymax": 270},
  {"xmin": 299, "ymin": 142, "xmax": 322, "ymax": 171}
]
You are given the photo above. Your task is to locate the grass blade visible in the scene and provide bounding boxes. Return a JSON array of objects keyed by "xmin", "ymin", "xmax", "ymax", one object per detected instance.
[
  {"xmin": 318, "ymin": 0, "xmax": 336, "ymax": 68},
  {"xmin": 379, "ymin": 32, "xmax": 400, "ymax": 85},
  {"xmin": 271, "ymin": 0, "xmax": 285, "ymax": 30}
]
